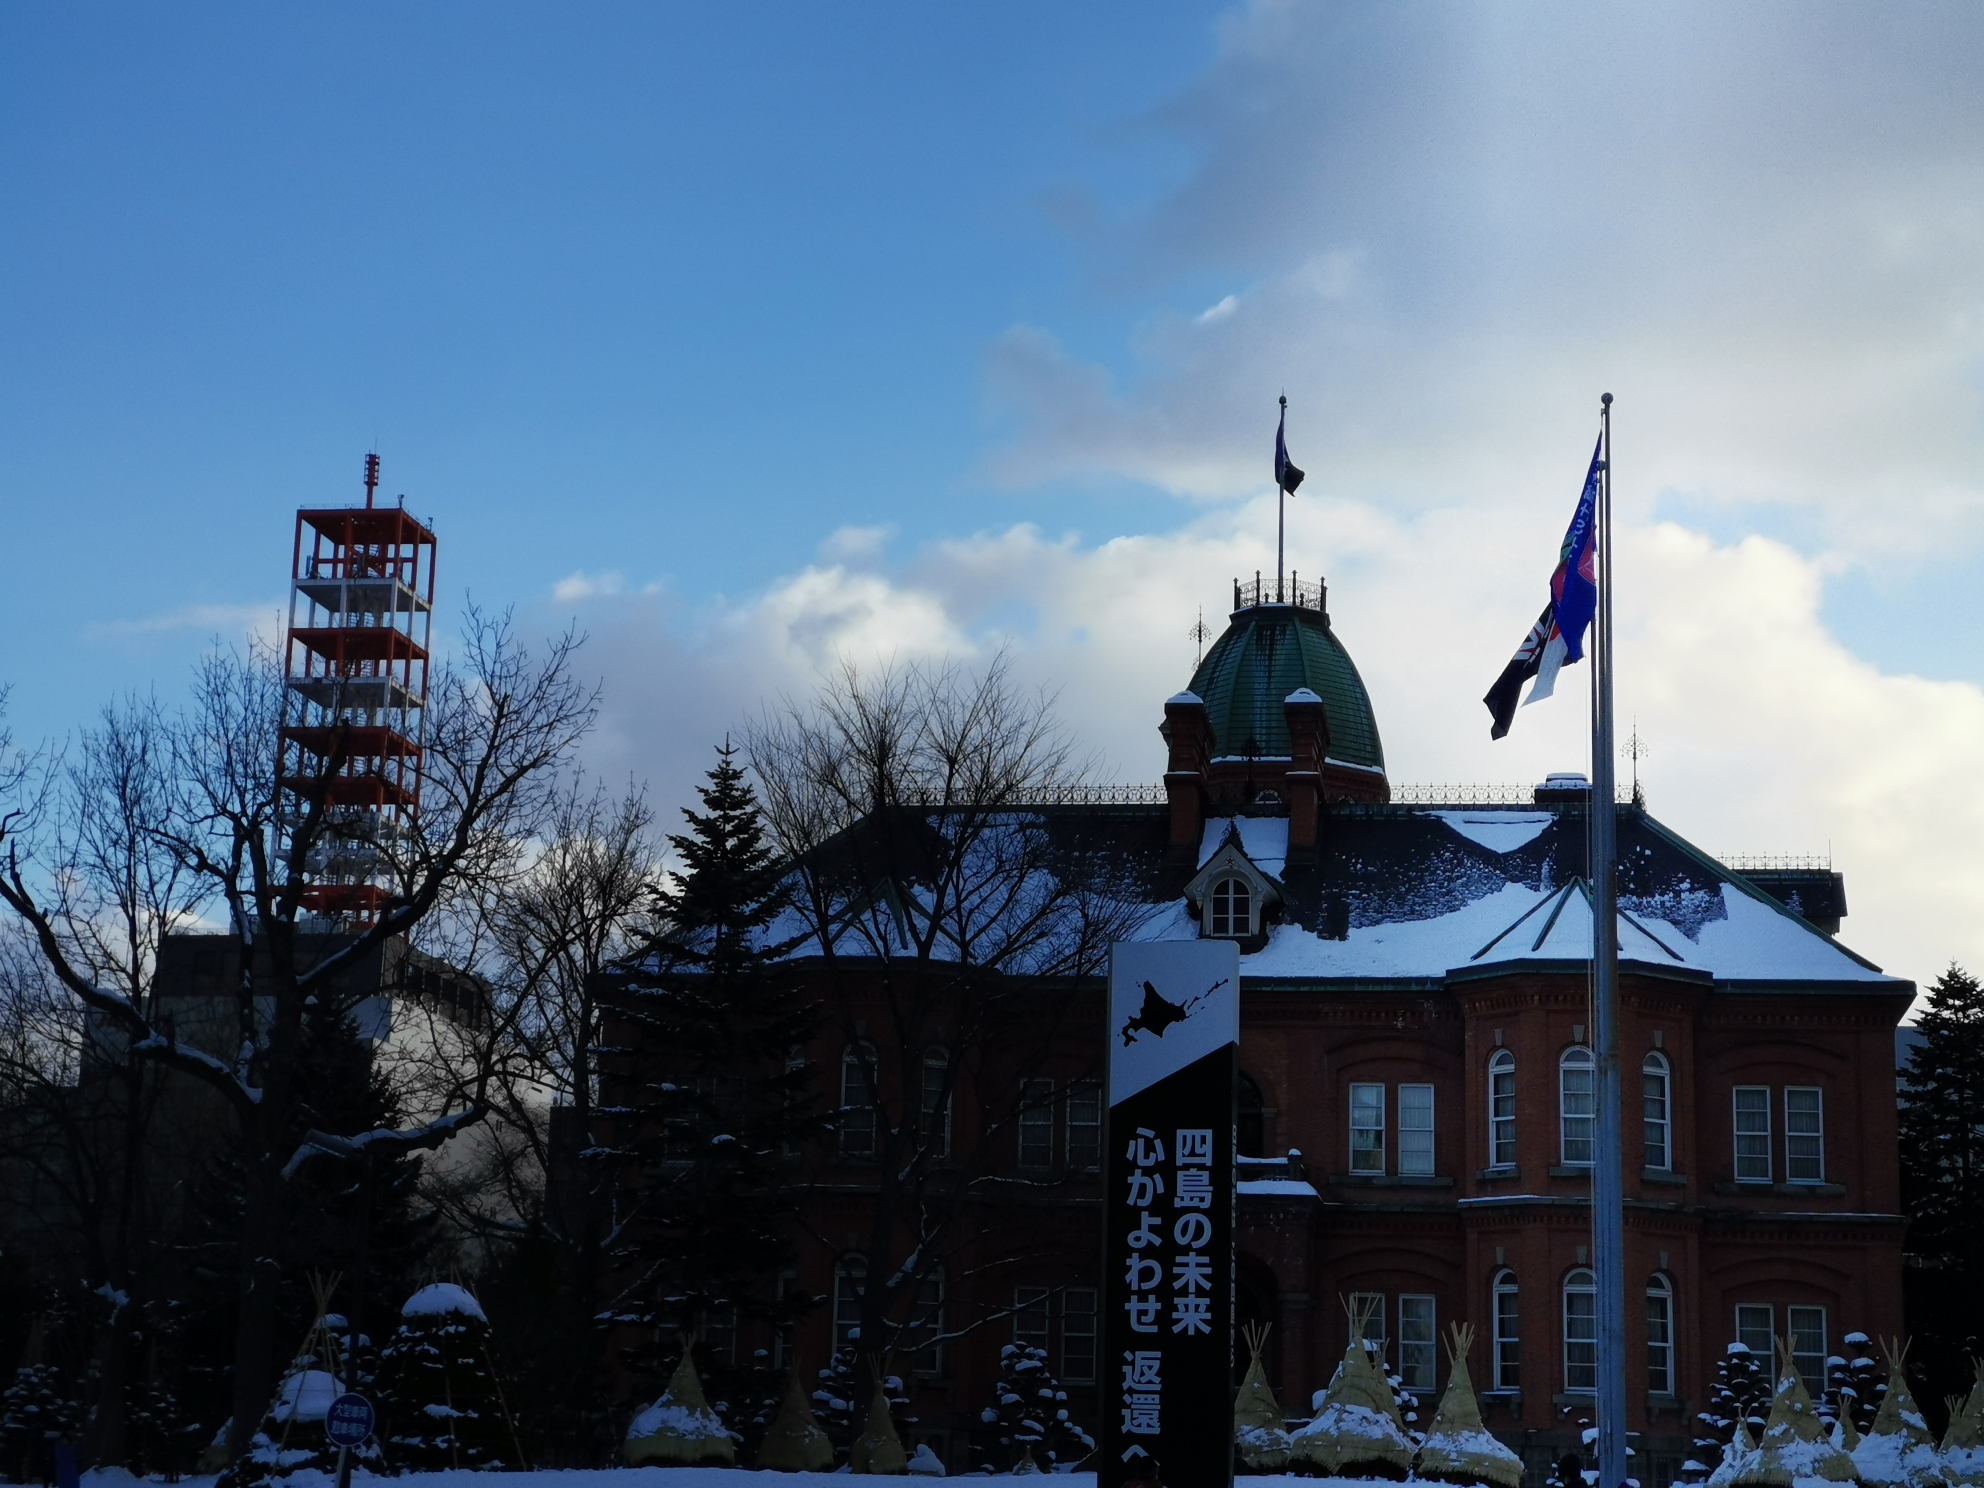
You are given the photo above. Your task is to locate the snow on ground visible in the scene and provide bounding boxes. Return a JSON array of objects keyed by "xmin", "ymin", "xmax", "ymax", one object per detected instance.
[{"xmin": 81, "ymin": 1469, "xmax": 1418, "ymax": 1488}]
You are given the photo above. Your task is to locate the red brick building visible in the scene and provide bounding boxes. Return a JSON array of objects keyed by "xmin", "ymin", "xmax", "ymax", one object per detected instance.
[{"xmin": 610, "ymin": 578, "xmax": 1911, "ymax": 1481}]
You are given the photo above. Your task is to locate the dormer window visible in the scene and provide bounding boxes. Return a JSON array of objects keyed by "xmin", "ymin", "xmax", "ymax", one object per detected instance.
[
  {"xmin": 1209, "ymin": 876, "xmax": 1253, "ymax": 936},
  {"xmin": 1182, "ymin": 822, "xmax": 1283, "ymax": 943}
]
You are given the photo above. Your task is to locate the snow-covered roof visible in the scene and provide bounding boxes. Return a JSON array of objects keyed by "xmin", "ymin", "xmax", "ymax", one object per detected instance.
[
  {"xmin": 402, "ymin": 1282, "xmax": 488, "ymax": 1321},
  {"xmin": 736, "ymin": 797, "xmax": 1902, "ymax": 995},
  {"xmin": 1199, "ymin": 816, "xmax": 1289, "ymax": 878},
  {"xmin": 1146, "ymin": 806, "xmax": 1900, "ymax": 990}
]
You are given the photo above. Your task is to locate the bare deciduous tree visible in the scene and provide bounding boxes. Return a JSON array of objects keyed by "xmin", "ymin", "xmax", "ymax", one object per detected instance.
[
  {"xmin": 0, "ymin": 611, "xmax": 598, "ymax": 1455},
  {"xmin": 746, "ymin": 651, "xmax": 1155, "ymax": 1377}
]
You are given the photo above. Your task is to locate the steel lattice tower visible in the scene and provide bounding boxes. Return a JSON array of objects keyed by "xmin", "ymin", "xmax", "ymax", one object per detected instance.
[{"xmin": 276, "ymin": 454, "xmax": 437, "ymax": 923}]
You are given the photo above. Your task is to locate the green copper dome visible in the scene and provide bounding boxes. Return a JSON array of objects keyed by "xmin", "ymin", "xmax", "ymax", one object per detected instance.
[{"xmin": 1185, "ymin": 602, "xmax": 1385, "ymax": 769}]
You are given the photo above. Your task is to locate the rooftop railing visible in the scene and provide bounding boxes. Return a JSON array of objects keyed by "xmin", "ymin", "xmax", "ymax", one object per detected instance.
[
  {"xmin": 1716, "ymin": 853, "xmax": 1833, "ymax": 873},
  {"xmin": 1232, "ymin": 573, "xmax": 1326, "ymax": 612}
]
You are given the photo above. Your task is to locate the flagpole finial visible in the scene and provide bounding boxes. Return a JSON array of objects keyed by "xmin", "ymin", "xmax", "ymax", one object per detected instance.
[
  {"xmin": 1279, "ymin": 394, "xmax": 1287, "ymax": 408},
  {"xmin": 1601, "ymin": 392, "xmax": 1613, "ymax": 407}
]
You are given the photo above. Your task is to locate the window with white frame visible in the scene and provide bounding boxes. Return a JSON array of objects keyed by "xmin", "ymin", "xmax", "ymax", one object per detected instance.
[
  {"xmin": 1786, "ymin": 1088, "xmax": 1824, "ymax": 1183},
  {"xmin": 1210, "ymin": 876, "xmax": 1253, "ymax": 937},
  {"xmin": 1561, "ymin": 1048, "xmax": 1596, "ymax": 1166},
  {"xmin": 1399, "ymin": 1084, "xmax": 1436, "ymax": 1176},
  {"xmin": 1489, "ymin": 1050, "xmax": 1517, "ymax": 1167},
  {"xmin": 1399, "ymin": 1294, "xmax": 1438, "ymax": 1390},
  {"xmin": 1734, "ymin": 1303, "xmax": 1774, "ymax": 1357},
  {"xmin": 1492, "ymin": 1271, "xmax": 1520, "ymax": 1390},
  {"xmin": 1734, "ymin": 1086, "xmax": 1772, "ymax": 1181},
  {"xmin": 922, "ymin": 1048, "xmax": 951, "ymax": 1159},
  {"xmin": 834, "ymin": 1256, "xmax": 867, "ymax": 1350},
  {"xmin": 1013, "ymin": 1286, "xmax": 1051, "ymax": 1354},
  {"xmin": 1066, "ymin": 1081, "xmax": 1101, "ymax": 1172},
  {"xmin": 1063, "ymin": 1288, "xmax": 1098, "ymax": 1383},
  {"xmin": 904, "ymin": 1269, "xmax": 945, "ymax": 1376},
  {"xmin": 1350, "ymin": 1084, "xmax": 1386, "ymax": 1173},
  {"xmin": 1788, "ymin": 1306, "xmax": 1827, "ymax": 1396},
  {"xmin": 840, "ymin": 1046, "xmax": 877, "ymax": 1158},
  {"xmin": 1643, "ymin": 1052, "xmax": 1672, "ymax": 1171},
  {"xmin": 1019, "ymin": 1079, "xmax": 1055, "ymax": 1169},
  {"xmin": 1646, "ymin": 1275, "xmax": 1675, "ymax": 1396},
  {"xmin": 1563, "ymin": 1268, "xmax": 1597, "ymax": 1392}
]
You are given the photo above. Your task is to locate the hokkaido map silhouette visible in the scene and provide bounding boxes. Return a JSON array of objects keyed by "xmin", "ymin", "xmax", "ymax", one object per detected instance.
[{"xmin": 1117, "ymin": 977, "xmax": 1230, "ymax": 1046}]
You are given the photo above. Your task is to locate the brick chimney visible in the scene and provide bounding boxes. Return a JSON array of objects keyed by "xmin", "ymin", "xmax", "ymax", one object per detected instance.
[
  {"xmin": 1162, "ymin": 691, "xmax": 1215, "ymax": 860},
  {"xmin": 1283, "ymin": 687, "xmax": 1330, "ymax": 854}
]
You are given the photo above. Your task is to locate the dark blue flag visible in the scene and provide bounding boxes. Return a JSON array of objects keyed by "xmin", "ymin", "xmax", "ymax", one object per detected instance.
[{"xmin": 1275, "ymin": 404, "xmax": 1305, "ymax": 494}]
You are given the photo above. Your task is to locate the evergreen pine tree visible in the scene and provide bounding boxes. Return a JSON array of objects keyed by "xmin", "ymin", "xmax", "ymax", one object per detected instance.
[
  {"xmin": 375, "ymin": 1283, "xmax": 523, "ymax": 1471},
  {"xmin": 977, "ymin": 1343, "xmax": 1095, "ymax": 1471},
  {"xmin": 608, "ymin": 744, "xmax": 819, "ymax": 1387},
  {"xmin": 1836, "ymin": 1333, "xmax": 1885, "ymax": 1437},
  {"xmin": 811, "ymin": 1348, "xmax": 907, "ymax": 1465},
  {"xmin": 1899, "ymin": 965, "xmax": 1984, "ymax": 1405},
  {"xmin": 1691, "ymin": 1342, "xmax": 1771, "ymax": 1479},
  {"xmin": 0, "ymin": 1358, "xmax": 82, "ymax": 1485}
]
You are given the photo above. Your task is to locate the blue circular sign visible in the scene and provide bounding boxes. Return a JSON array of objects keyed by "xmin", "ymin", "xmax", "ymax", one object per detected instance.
[{"xmin": 325, "ymin": 1393, "xmax": 374, "ymax": 1448}]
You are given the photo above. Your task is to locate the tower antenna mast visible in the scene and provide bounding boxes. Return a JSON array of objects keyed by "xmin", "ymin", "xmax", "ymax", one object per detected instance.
[{"xmin": 363, "ymin": 452, "xmax": 380, "ymax": 510}]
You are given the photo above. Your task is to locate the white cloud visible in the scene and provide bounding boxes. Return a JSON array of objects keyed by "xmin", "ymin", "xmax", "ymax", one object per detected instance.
[
  {"xmin": 984, "ymin": 1, "xmax": 1984, "ymax": 563},
  {"xmin": 552, "ymin": 571, "xmax": 625, "ymax": 603},
  {"xmin": 568, "ymin": 0, "xmax": 1984, "ymax": 1009},
  {"xmin": 85, "ymin": 601, "xmax": 286, "ymax": 650},
  {"xmin": 572, "ymin": 494, "xmax": 1984, "ymax": 998}
]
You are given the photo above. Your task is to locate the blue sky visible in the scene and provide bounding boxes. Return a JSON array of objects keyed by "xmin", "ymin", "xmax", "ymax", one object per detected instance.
[
  {"xmin": 1, "ymin": 2, "xmax": 1221, "ymax": 722},
  {"xmin": 7, "ymin": 3, "xmax": 1984, "ymax": 989}
]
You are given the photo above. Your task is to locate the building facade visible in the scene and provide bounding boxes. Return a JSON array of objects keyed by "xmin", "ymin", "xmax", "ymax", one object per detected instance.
[{"xmin": 606, "ymin": 577, "xmax": 1910, "ymax": 1480}]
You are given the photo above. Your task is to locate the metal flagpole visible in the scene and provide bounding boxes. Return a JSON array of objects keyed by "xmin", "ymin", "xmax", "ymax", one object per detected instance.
[
  {"xmin": 1590, "ymin": 391, "xmax": 1628, "ymax": 1488},
  {"xmin": 1277, "ymin": 395, "xmax": 1288, "ymax": 602}
]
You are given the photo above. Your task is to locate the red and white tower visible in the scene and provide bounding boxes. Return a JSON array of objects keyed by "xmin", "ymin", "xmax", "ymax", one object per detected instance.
[{"xmin": 276, "ymin": 454, "xmax": 437, "ymax": 923}]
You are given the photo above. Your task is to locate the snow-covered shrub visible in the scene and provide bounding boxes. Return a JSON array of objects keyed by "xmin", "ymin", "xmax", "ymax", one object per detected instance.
[{"xmin": 375, "ymin": 1282, "xmax": 521, "ymax": 1471}]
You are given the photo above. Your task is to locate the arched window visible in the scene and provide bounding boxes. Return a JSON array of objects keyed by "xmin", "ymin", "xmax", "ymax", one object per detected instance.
[
  {"xmin": 1210, "ymin": 877, "xmax": 1253, "ymax": 937},
  {"xmin": 922, "ymin": 1047, "xmax": 951, "ymax": 1159},
  {"xmin": 840, "ymin": 1044, "xmax": 877, "ymax": 1158},
  {"xmin": 1492, "ymin": 1270, "xmax": 1520, "ymax": 1390},
  {"xmin": 1563, "ymin": 1267, "xmax": 1596, "ymax": 1392},
  {"xmin": 1642, "ymin": 1051, "xmax": 1671, "ymax": 1172},
  {"xmin": 1560, "ymin": 1047, "xmax": 1596, "ymax": 1166},
  {"xmin": 1238, "ymin": 1072, "xmax": 1266, "ymax": 1158},
  {"xmin": 1646, "ymin": 1274, "xmax": 1675, "ymax": 1396},
  {"xmin": 1488, "ymin": 1049, "xmax": 1517, "ymax": 1168}
]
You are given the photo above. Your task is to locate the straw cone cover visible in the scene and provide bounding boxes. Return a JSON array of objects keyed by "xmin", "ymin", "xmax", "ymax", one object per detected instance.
[
  {"xmin": 625, "ymin": 1347, "xmax": 735, "ymax": 1466},
  {"xmin": 1730, "ymin": 1343, "xmax": 1856, "ymax": 1486},
  {"xmin": 756, "ymin": 1366, "xmax": 834, "ymax": 1473},
  {"xmin": 851, "ymin": 1375, "xmax": 908, "ymax": 1475},
  {"xmin": 1854, "ymin": 1340, "xmax": 1949, "ymax": 1488},
  {"xmin": 1415, "ymin": 1325, "xmax": 1524, "ymax": 1488},
  {"xmin": 1289, "ymin": 1303, "xmax": 1415, "ymax": 1478},
  {"xmin": 1234, "ymin": 1324, "xmax": 1291, "ymax": 1471}
]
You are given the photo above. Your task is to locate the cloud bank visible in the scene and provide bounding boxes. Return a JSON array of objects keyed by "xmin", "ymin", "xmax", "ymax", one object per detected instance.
[{"xmin": 564, "ymin": 1, "xmax": 1984, "ymax": 1001}]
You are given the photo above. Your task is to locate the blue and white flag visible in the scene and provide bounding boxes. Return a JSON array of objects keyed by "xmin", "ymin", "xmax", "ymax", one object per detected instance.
[{"xmin": 1483, "ymin": 437, "xmax": 1602, "ymax": 738}]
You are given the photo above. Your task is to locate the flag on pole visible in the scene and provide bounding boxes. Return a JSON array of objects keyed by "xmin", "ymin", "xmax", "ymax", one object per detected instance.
[
  {"xmin": 1275, "ymin": 404, "xmax": 1305, "ymax": 494},
  {"xmin": 1483, "ymin": 437, "xmax": 1602, "ymax": 739}
]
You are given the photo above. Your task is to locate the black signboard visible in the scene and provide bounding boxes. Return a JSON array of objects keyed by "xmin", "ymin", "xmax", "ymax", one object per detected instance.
[{"xmin": 1100, "ymin": 940, "xmax": 1239, "ymax": 1488}]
